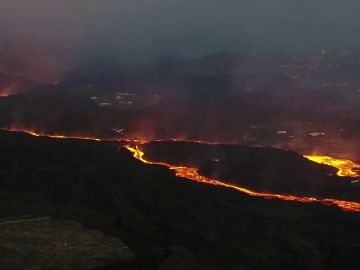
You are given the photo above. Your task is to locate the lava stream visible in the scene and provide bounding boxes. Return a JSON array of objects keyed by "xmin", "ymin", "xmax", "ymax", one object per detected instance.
[
  {"xmin": 304, "ymin": 155, "xmax": 360, "ymax": 177},
  {"xmin": 125, "ymin": 145, "xmax": 360, "ymax": 213},
  {"xmin": 3, "ymin": 128, "xmax": 360, "ymax": 212},
  {"xmin": 7, "ymin": 128, "xmax": 103, "ymax": 142}
]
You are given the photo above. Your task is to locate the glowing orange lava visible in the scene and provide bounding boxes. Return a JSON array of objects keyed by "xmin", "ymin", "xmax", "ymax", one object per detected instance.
[
  {"xmin": 304, "ymin": 155, "xmax": 360, "ymax": 177},
  {"xmin": 125, "ymin": 145, "xmax": 360, "ymax": 213},
  {"xmin": 2, "ymin": 127, "xmax": 151, "ymax": 144},
  {"xmin": 3, "ymin": 128, "xmax": 360, "ymax": 213},
  {"xmin": 6, "ymin": 128, "xmax": 103, "ymax": 141}
]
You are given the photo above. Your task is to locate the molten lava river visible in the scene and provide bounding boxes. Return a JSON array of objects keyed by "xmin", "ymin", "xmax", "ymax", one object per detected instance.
[
  {"xmin": 125, "ymin": 145, "xmax": 360, "ymax": 213},
  {"xmin": 2, "ymin": 128, "xmax": 360, "ymax": 213},
  {"xmin": 304, "ymin": 155, "xmax": 360, "ymax": 177}
]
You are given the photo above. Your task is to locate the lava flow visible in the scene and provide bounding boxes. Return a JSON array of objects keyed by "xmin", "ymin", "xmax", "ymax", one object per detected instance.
[
  {"xmin": 5, "ymin": 128, "xmax": 103, "ymax": 141},
  {"xmin": 125, "ymin": 145, "xmax": 360, "ymax": 213},
  {"xmin": 304, "ymin": 155, "xmax": 360, "ymax": 177},
  {"xmin": 3, "ymin": 128, "xmax": 360, "ymax": 212}
]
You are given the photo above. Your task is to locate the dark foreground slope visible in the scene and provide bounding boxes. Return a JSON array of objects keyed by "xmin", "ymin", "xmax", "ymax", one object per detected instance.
[{"xmin": 0, "ymin": 130, "xmax": 360, "ymax": 269}]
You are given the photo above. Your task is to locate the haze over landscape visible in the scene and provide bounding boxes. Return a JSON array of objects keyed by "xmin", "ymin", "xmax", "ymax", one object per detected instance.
[
  {"xmin": 1, "ymin": 1, "xmax": 360, "ymax": 269},
  {"xmin": 2, "ymin": 0, "xmax": 360, "ymax": 58}
]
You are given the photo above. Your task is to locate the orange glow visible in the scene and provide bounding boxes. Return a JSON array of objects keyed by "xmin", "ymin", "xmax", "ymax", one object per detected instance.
[
  {"xmin": 125, "ymin": 145, "xmax": 360, "ymax": 213},
  {"xmin": 6, "ymin": 127, "xmax": 102, "ymax": 142},
  {"xmin": 304, "ymin": 155, "xmax": 360, "ymax": 177},
  {"xmin": 3, "ymin": 128, "xmax": 360, "ymax": 212},
  {"xmin": 0, "ymin": 84, "xmax": 22, "ymax": 97},
  {"xmin": 3, "ymin": 127, "xmax": 151, "ymax": 144}
]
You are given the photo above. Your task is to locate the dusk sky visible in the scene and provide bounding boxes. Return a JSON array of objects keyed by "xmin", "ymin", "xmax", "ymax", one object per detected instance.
[{"xmin": 1, "ymin": 0, "xmax": 359, "ymax": 57}]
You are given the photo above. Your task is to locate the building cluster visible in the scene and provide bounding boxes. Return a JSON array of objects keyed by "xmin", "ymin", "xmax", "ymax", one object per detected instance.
[
  {"xmin": 278, "ymin": 50, "xmax": 360, "ymax": 91},
  {"xmin": 90, "ymin": 92, "xmax": 137, "ymax": 108}
]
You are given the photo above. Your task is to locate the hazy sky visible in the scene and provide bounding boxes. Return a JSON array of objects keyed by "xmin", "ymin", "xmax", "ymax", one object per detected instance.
[{"xmin": 1, "ymin": 0, "xmax": 359, "ymax": 57}]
